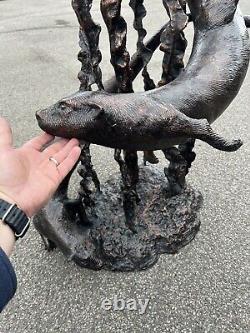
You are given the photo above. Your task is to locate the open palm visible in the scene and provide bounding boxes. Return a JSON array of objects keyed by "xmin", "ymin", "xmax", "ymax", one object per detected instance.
[{"xmin": 0, "ymin": 117, "xmax": 81, "ymax": 217}]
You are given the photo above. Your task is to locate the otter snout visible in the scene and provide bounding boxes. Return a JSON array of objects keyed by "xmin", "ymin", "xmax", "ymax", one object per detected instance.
[
  {"xmin": 36, "ymin": 109, "xmax": 47, "ymax": 130},
  {"xmin": 36, "ymin": 108, "xmax": 57, "ymax": 135}
]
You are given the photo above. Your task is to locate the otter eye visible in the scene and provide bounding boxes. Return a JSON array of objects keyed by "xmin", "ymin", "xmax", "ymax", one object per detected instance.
[
  {"xmin": 59, "ymin": 100, "xmax": 79, "ymax": 111},
  {"xmin": 60, "ymin": 102, "xmax": 67, "ymax": 110},
  {"xmin": 57, "ymin": 102, "xmax": 73, "ymax": 116}
]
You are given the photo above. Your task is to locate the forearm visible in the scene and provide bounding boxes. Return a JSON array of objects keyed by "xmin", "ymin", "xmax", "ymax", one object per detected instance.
[
  {"xmin": 0, "ymin": 228, "xmax": 17, "ymax": 313},
  {"xmin": 0, "ymin": 219, "xmax": 15, "ymax": 257}
]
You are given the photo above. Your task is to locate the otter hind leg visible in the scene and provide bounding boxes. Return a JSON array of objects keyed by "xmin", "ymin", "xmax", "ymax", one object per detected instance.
[{"xmin": 143, "ymin": 151, "xmax": 159, "ymax": 165}]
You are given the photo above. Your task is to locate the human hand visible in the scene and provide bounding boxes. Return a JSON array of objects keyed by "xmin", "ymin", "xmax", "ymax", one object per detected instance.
[{"xmin": 0, "ymin": 117, "xmax": 81, "ymax": 217}]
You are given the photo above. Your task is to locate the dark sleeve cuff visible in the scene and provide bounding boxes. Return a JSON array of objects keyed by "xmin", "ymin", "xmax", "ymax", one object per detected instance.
[{"xmin": 0, "ymin": 247, "xmax": 17, "ymax": 312}]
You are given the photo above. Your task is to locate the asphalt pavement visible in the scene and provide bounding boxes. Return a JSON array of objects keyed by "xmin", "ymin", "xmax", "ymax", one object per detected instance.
[{"xmin": 0, "ymin": 1, "xmax": 249, "ymax": 332}]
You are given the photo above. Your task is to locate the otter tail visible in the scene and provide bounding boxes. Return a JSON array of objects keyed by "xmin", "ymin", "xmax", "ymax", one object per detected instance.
[{"xmin": 191, "ymin": 119, "xmax": 243, "ymax": 152}]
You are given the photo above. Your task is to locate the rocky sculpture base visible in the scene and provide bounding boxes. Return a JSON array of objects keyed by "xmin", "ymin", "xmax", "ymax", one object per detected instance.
[{"xmin": 33, "ymin": 166, "xmax": 203, "ymax": 271}]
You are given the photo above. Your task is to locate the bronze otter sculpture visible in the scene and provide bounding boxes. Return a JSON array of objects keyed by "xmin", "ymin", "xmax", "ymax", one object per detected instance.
[
  {"xmin": 32, "ymin": 0, "xmax": 250, "ymax": 272},
  {"xmin": 36, "ymin": 0, "xmax": 250, "ymax": 153}
]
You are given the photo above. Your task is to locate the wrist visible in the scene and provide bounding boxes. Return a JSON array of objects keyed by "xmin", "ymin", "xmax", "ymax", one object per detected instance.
[
  {"xmin": 0, "ymin": 191, "xmax": 31, "ymax": 217},
  {"xmin": 0, "ymin": 218, "xmax": 16, "ymax": 256},
  {"xmin": 0, "ymin": 192, "xmax": 15, "ymax": 205},
  {"xmin": 0, "ymin": 199, "xmax": 31, "ymax": 240},
  {"xmin": 0, "ymin": 219, "xmax": 15, "ymax": 238}
]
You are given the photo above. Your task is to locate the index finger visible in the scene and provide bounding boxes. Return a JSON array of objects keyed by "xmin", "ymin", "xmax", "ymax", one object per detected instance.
[{"xmin": 24, "ymin": 132, "xmax": 55, "ymax": 151}]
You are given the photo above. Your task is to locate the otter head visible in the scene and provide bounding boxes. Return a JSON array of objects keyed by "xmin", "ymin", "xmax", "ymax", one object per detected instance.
[
  {"xmin": 36, "ymin": 91, "xmax": 106, "ymax": 141},
  {"xmin": 188, "ymin": 0, "xmax": 239, "ymax": 28}
]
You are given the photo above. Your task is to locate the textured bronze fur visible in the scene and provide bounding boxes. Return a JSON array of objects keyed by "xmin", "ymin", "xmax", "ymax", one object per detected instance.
[{"xmin": 37, "ymin": 0, "xmax": 250, "ymax": 152}]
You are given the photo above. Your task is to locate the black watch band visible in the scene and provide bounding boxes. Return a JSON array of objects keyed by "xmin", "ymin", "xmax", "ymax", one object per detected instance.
[{"xmin": 0, "ymin": 199, "xmax": 30, "ymax": 239}]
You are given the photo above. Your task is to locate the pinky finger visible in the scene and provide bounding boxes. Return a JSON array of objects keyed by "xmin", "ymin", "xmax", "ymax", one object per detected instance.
[{"xmin": 58, "ymin": 146, "xmax": 81, "ymax": 181}]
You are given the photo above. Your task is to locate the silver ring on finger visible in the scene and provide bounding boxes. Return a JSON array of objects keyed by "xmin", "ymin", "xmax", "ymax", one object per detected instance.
[{"xmin": 49, "ymin": 156, "xmax": 60, "ymax": 168}]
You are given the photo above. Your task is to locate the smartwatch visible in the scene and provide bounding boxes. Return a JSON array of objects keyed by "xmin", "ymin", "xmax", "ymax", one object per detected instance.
[{"xmin": 0, "ymin": 199, "xmax": 30, "ymax": 239}]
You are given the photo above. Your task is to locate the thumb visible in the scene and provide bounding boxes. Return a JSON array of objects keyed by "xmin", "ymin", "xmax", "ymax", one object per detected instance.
[{"xmin": 0, "ymin": 117, "xmax": 13, "ymax": 148}]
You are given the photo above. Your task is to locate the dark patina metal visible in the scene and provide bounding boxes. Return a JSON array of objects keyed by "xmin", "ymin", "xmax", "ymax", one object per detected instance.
[{"xmin": 34, "ymin": 0, "xmax": 250, "ymax": 271}]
